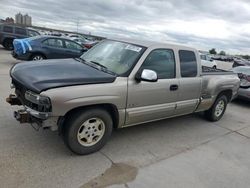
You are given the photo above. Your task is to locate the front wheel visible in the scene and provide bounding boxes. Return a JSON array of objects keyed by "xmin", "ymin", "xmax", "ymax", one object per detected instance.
[
  {"xmin": 204, "ymin": 95, "xmax": 228, "ymax": 122},
  {"xmin": 62, "ymin": 108, "xmax": 113, "ymax": 155}
]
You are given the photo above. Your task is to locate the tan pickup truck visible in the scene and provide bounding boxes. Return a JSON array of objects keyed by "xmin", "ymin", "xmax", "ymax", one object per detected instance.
[{"xmin": 7, "ymin": 39, "xmax": 240, "ymax": 155}]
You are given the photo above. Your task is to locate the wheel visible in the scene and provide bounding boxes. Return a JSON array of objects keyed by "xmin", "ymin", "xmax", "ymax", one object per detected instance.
[
  {"xmin": 62, "ymin": 108, "xmax": 113, "ymax": 155},
  {"xmin": 204, "ymin": 95, "xmax": 228, "ymax": 122},
  {"xmin": 3, "ymin": 39, "xmax": 13, "ymax": 50},
  {"xmin": 212, "ymin": 65, "xmax": 217, "ymax": 69},
  {"xmin": 31, "ymin": 54, "xmax": 45, "ymax": 61}
]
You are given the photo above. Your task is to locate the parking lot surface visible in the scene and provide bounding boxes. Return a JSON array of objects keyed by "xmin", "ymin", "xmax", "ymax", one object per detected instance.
[{"xmin": 0, "ymin": 46, "xmax": 249, "ymax": 188}]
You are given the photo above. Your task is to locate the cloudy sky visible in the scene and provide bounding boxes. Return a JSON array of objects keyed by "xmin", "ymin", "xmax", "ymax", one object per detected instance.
[{"xmin": 1, "ymin": 0, "xmax": 250, "ymax": 54}]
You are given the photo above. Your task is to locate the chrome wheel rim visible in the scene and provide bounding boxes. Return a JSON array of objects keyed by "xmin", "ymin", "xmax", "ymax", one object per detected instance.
[
  {"xmin": 77, "ymin": 118, "xmax": 105, "ymax": 147},
  {"xmin": 215, "ymin": 100, "xmax": 225, "ymax": 117},
  {"xmin": 33, "ymin": 56, "xmax": 43, "ymax": 60}
]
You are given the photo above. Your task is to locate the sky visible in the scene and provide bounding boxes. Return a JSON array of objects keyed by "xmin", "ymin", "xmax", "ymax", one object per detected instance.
[{"xmin": 1, "ymin": 0, "xmax": 250, "ymax": 54}]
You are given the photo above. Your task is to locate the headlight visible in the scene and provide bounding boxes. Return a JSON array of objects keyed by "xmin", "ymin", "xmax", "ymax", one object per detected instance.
[{"xmin": 25, "ymin": 91, "xmax": 51, "ymax": 106}]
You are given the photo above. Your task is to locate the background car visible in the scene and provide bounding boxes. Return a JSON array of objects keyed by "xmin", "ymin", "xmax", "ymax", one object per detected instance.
[
  {"xmin": 232, "ymin": 57, "xmax": 250, "ymax": 67},
  {"xmin": 0, "ymin": 23, "xmax": 40, "ymax": 50},
  {"xmin": 12, "ymin": 35, "xmax": 87, "ymax": 61},
  {"xmin": 200, "ymin": 53, "xmax": 217, "ymax": 68},
  {"xmin": 72, "ymin": 37, "xmax": 98, "ymax": 49},
  {"xmin": 232, "ymin": 66, "xmax": 250, "ymax": 100}
]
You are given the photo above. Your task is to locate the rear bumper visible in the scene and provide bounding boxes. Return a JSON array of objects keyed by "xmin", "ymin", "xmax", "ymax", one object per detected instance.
[
  {"xmin": 12, "ymin": 51, "xmax": 31, "ymax": 60},
  {"xmin": 238, "ymin": 87, "xmax": 250, "ymax": 101}
]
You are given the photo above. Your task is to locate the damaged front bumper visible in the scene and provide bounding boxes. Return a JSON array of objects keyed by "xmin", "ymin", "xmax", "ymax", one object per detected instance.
[{"xmin": 6, "ymin": 94, "xmax": 58, "ymax": 131}]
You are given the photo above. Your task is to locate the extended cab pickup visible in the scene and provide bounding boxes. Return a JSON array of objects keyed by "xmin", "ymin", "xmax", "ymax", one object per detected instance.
[{"xmin": 6, "ymin": 39, "xmax": 240, "ymax": 155}]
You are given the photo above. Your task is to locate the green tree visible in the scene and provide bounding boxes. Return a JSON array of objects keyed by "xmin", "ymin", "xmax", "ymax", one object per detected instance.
[
  {"xmin": 209, "ymin": 48, "xmax": 217, "ymax": 55},
  {"xmin": 219, "ymin": 51, "xmax": 226, "ymax": 56}
]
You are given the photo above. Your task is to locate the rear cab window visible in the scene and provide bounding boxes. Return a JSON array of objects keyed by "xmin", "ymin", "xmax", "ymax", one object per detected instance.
[{"xmin": 179, "ymin": 50, "xmax": 197, "ymax": 77}]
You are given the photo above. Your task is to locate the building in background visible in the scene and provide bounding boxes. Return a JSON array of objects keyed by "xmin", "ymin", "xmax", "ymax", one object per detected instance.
[
  {"xmin": 23, "ymin": 14, "xmax": 32, "ymax": 26},
  {"xmin": 15, "ymin": 13, "xmax": 32, "ymax": 26},
  {"xmin": 0, "ymin": 17, "xmax": 14, "ymax": 23},
  {"xmin": 15, "ymin": 13, "xmax": 22, "ymax": 24}
]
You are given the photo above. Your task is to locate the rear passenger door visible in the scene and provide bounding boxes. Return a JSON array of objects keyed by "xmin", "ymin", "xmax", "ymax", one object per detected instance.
[
  {"xmin": 126, "ymin": 49, "xmax": 179, "ymax": 125},
  {"xmin": 175, "ymin": 50, "xmax": 202, "ymax": 115}
]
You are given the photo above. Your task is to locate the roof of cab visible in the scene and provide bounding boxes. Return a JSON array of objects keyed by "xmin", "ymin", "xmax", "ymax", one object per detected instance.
[{"xmin": 109, "ymin": 37, "xmax": 197, "ymax": 51}]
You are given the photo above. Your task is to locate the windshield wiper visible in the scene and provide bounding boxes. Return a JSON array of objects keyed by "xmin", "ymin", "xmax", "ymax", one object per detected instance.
[
  {"xmin": 89, "ymin": 61, "xmax": 117, "ymax": 76},
  {"xmin": 90, "ymin": 61, "xmax": 108, "ymax": 69},
  {"xmin": 76, "ymin": 58, "xmax": 117, "ymax": 76}
]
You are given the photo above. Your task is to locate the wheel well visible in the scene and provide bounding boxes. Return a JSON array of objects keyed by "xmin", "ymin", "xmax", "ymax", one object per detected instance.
[
  {"xmin": 3, "ymin": 38, "xmax": 14, "ymax": 48},
  {"xmin": 217, "ymin": 90, "xmax": 233, "ymax": 102},
  {"xmin": 3, "ymin": 37, "xmax": 14, "ymax": 43},
  {"xmin": 60, "ymin": 104, "xmax": 119, "ymax": 133},
  {"xmin": 30, "ymin": 52, "xmax": 46, "ymax": 60}
]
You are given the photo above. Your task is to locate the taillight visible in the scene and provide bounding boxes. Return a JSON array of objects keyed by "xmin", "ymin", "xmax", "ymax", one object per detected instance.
[
  {"xmin": 240, "ymin": 74, "xmax": 250, "ymax": 88},
  {"xmin": 238, "ymin": 73, "xmax": 243, "ymax": 79},
  {"xmin": 84, "ymin": 44, "xmax": 92, "ymax": 49}
]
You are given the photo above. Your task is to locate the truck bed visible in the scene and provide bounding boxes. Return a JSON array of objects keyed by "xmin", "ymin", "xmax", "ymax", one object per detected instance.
[{"xmin": 201, "ymin": 66, "xmax": 234, "ymax": 75}]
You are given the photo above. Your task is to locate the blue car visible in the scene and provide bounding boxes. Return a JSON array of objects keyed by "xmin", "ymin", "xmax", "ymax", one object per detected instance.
[{"xmin": 12, "ymin": 36, "xmax": 87, "ymax": 61}]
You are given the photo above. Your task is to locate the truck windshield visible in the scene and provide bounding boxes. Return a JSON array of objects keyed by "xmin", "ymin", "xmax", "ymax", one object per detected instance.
[{"xmin": 80, "ymin": 40, "xmax": 145, "ymax": 75}]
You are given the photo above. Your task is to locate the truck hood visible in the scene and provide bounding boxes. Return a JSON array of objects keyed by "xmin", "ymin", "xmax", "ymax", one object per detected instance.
[{"xmin": 10, "ymin": 58, "xmax": 116, "ymax": 93}]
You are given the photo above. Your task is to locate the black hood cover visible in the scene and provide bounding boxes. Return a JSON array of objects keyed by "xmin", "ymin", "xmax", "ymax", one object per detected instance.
[{"xmin": 11, "ymin": 58, "xmax": 116, "ymax": 93}]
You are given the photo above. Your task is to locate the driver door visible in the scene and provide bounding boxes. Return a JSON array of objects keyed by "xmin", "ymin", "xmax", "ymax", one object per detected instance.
[{"xmin": 125, "ymin": 49, "xmax": 179, "ymax": 125}]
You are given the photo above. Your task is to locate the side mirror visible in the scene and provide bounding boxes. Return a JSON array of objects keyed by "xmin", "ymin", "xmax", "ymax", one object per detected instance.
[
  {"xmin": 135, "ymin": 69, "xmax": 158, "ymax": 82},
  {"xmin": 81, "ymin": 48, "xmax": 88, "ymax": 53}
]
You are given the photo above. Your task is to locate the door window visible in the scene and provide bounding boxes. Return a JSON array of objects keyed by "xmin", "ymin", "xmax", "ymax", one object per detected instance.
[
  {"xmin": 3, "ymin": 26, "xmax": 13, "ymax": 33},
  {"xmin": 15, "ymin": 27, "xmax": 27, "ymax": 35},
  {"xmin": 141, "ymin": 49, "xmax": 176, "ymax": 79},
  {"xmin": 43, "ymin": 38, "xmax": 64, "ymax": 48},
  {"xmin": 179, "ymin": 50, "xmax": 197, "ymax": 77},
  {"xmin": 65, "ymin": 40, "xmax": 82, "ymax": 50}
]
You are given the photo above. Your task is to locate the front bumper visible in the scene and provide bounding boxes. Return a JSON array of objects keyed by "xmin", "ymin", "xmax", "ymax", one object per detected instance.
[
  {"xmin": 6, "ymin": 94, "xmax": 58, "ymax": 131},
  {"xmin": 6, "ymin": 94, "xmax": 49, "ymax": 122}
]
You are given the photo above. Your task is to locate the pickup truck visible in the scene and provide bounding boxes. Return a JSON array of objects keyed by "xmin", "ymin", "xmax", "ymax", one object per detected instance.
[{"xmin": 6, "ymin": 39, "xmax": 240, "ymax": 155}]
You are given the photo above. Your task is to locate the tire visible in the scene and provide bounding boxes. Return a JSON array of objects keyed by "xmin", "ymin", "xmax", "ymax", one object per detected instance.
[
  {"xmin": 204, "ymin": 95, "xmax": 228, "ymax": 122},
  {"xmin": 31, "ymin": 54, "xmax": 45, "ymax": 61},
  {"xmin": 3, "ymin": 39, "xmax": 14, "ymax": 50},
  {"xmin": 62, "ymin": 108, "xmax": 113, "ymax": 155},
  {"xmin": 212, "ymin": 65, "xmax": 217, "ymax": 69}
]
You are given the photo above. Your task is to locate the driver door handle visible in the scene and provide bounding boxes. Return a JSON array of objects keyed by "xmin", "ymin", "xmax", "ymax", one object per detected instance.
[{"xmin": 170, "ymin": 84, "xmax": 178, "ymax": 91}]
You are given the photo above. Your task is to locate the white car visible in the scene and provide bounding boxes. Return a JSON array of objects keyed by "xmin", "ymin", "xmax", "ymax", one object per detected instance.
[{"xmin": 200, "ymin": 54, "xmax": 217, "ymax": 68}]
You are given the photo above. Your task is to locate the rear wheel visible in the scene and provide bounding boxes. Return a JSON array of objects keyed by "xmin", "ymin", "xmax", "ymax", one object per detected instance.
[
  {"xmin": 3, "ymin": 39, "xmax": 14, "ymax": 50},
  {"xmin": 62, "ymin": 108, "xmax": 113, "ymax": 155},
  {"xmin": 204, "ymin": 95, "xmax": 228, "ymax": 121},
  {"xmin": 31, "ymin": 54, "xmax": 45, "ymax": 61}
]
